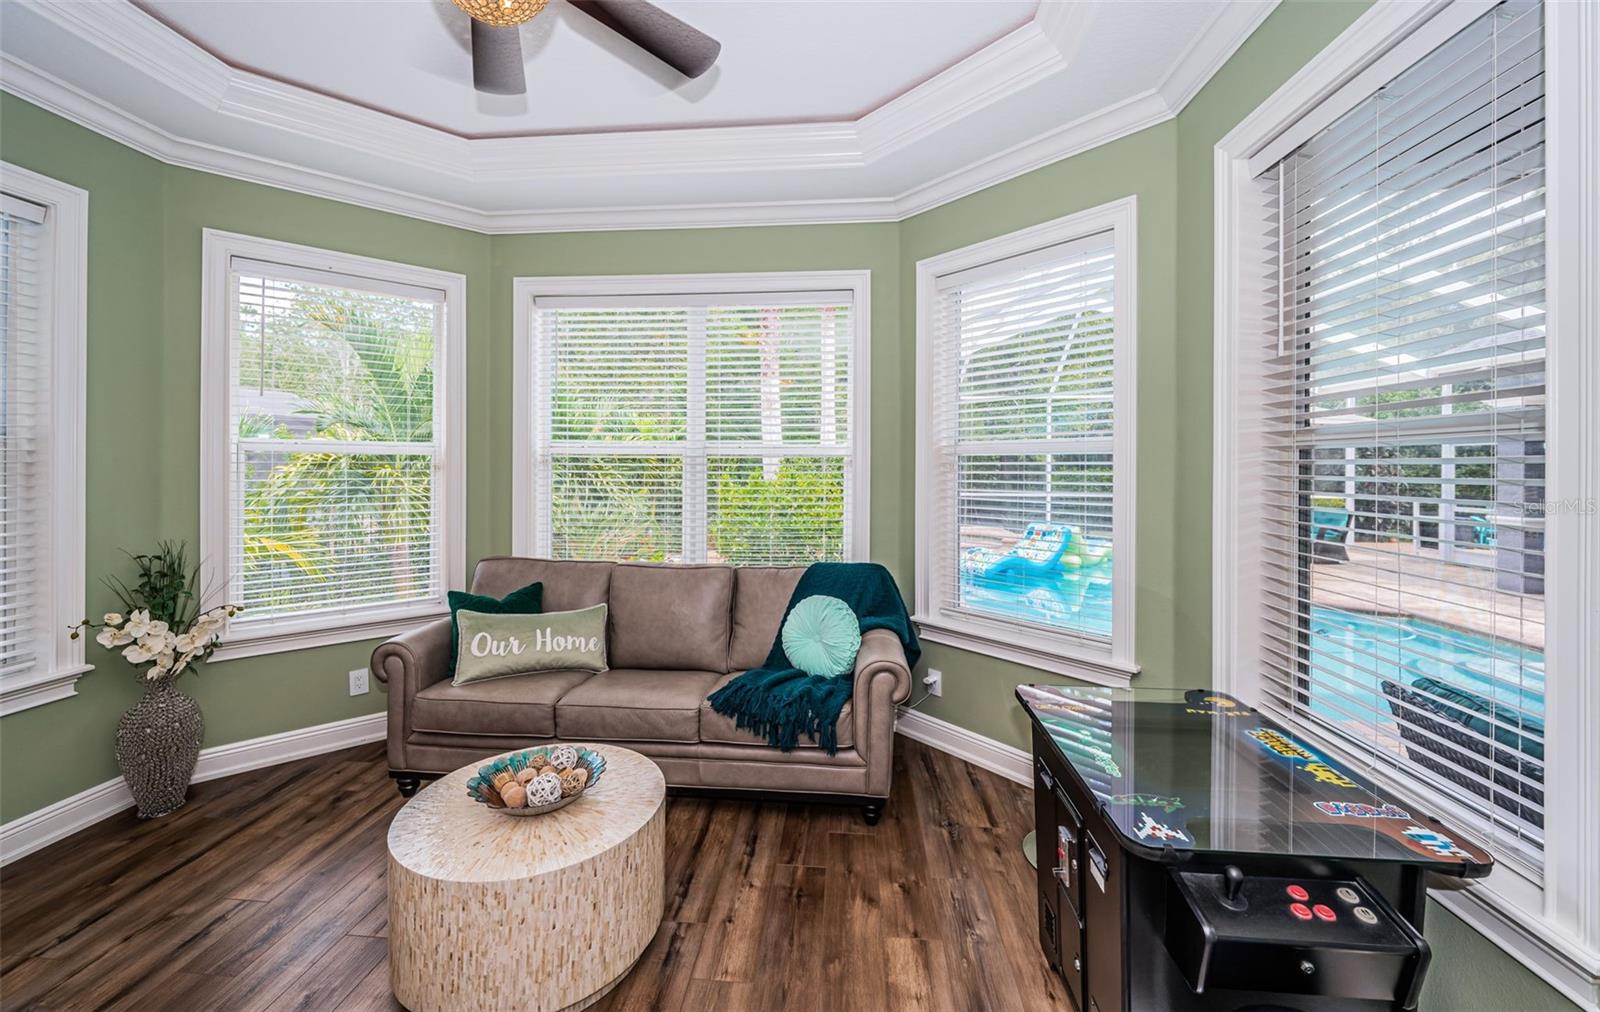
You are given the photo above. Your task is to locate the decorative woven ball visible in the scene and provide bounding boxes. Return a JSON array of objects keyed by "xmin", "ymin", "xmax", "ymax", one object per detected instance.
[
  {"xmin": 548, "ymin": 744, "xmax": 579, "ymax": 771},
  {"xmin": 526, "ymin": 771, "xmax": 563, "ymax": 807},
  {"xmin": 515, "ymin": 767, "xmax": 538, "ymax": 786},
  {"xmin": 559, "ymin": 767, "xmax": 589, "ymax": 797},
  {"xmin": 501, "ymin": 782, "xmax": 528, "ymax": 808},
  {"xmin": 450, "ymin": 0, "xmax": 549, "ymax": 28}
]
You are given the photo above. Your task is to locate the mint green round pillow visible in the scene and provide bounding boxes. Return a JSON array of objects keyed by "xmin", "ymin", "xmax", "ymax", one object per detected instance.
[{"xmin": 781, "ymin": 595, "xmax": 862, "ymax": 678}]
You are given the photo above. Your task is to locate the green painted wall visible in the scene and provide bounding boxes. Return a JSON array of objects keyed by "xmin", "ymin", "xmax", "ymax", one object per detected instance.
[
  {"xmin": 0, "ymin": 6, "xmax": 1581, "ymax": 1003},
  {"xmin": 0, "ymin": 93, "xmax": 491, "ymax": 821}
]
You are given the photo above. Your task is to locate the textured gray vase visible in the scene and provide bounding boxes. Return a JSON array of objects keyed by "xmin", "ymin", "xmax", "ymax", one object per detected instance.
[{"xmin": 115, "ymin": 680, "xmax": 204, "ymax": 819}]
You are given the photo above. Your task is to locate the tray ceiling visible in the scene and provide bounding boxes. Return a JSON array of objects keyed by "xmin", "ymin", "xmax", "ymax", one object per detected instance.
[
  {"xmin": 0, "ymin": 0, "xmax": 1277, "ymax": 231},
  {"xmin": 136, "ymin": 0, "xmax": 1040, "ymax": 138}
]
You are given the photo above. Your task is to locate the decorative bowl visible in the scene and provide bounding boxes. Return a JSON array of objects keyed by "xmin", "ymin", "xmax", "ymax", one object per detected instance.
[{"xmin": 465, "ymin": 746, "xmax": 607, "ymax": 816}]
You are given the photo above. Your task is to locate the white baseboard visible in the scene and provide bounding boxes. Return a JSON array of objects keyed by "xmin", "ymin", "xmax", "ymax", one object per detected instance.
[
  {"xmin": 0, "ymin": 711, "xmax": 386, "ymax": 866},
  {"xmin": 895, "ymin": 707, "xmax": 1032, "ymax": 786}
]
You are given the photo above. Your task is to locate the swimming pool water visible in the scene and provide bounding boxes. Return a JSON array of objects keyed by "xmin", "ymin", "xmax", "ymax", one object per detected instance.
[
  {"xmin": 1307, "ymin": 608, "xmax": 1546, "ymax": 722},
  {"xmin": 960, "ymin": 565, "xmax": 1546, "ymax": 720}
]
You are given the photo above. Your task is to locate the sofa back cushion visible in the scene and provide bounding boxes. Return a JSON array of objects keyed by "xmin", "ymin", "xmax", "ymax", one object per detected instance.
[
  {"xmin": 471, "ymin": 558, "xmax": 613, "ymax": 611},
  {"xmin": 728, "ymin": 566, "xmax": 807, "ymax": 670},
  {"xmin": 608, "ymin": 563, "xmax": 734, "ymax": 671}
]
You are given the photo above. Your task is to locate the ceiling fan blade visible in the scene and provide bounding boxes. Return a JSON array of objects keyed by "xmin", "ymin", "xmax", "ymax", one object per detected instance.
[
  {"xmin": 569, "ymin": 0, "xmax": 721, "ymax": 79},
  {"xmin": 470, "ymin": 21, "xmax": 527, "ymax": 95}
]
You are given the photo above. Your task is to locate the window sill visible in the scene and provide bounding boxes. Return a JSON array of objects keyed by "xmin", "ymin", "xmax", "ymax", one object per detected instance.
[
  {"xmin": 208, "ymin": 605, "xmax": 449, "ymax": 663},
  {"xmin": 0, "ymin": 663, "xmax": 94, "ymax": 716},
  {"xmin": 913, "ymin": 615, "xmax": 1138, "ymax": 686}
]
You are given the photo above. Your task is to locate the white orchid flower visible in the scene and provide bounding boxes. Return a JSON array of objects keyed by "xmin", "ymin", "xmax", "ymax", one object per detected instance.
[
  {"xmin": 96, "ymin": 628, "xmax": 119, "ymax": 649},
  {"xmin": 145, "ymin": 619, "xmax": 169, "ymax": 639},
  {"xmin": 125, "ymin": 610, "xmax": 152, "ymax": 638},
  {"xmin": 123, "ymin": 641, "xmax": 157, "ymax": 664},
  {"xmin": 174, "ymin": 629, "xmax": 201, "ymax": 653},
  {"xmin": 103, "ymin": 612, "xmax": 123, "ymax": 625}
]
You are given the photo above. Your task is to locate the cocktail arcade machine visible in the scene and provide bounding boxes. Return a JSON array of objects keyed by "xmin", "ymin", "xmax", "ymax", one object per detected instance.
[{"xmin": 1017, "ymin": 685, "xmax": 1493, "ymax": 1012}]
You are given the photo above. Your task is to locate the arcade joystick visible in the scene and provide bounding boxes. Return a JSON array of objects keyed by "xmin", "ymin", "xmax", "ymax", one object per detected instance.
[{"xmin": 1220, "ymin": 865, "xmax": 1246, "ymax": 910}]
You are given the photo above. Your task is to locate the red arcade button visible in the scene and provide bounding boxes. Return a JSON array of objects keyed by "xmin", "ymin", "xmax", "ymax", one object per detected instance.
[
  {"xmin": 1313, "ymin": 904, "xmax": 1337, "ymax": 922},
  {"xmin": 1286, "ymin": 884, "xmax": 1310, "ymax": 901},
  {"xmin": 1290, "ymin": 902, "xmax": 1313, "ymax": 920}
]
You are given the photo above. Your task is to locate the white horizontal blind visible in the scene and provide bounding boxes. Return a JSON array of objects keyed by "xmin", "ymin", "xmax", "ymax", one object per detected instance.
[
  {"xmin": 228, "ymin": 259, "xmax": 447, "ymax": 621},
  {"xmin": 0, "ymin": 198, "xmax": 47, "ymax": 676},
  {"xmin": 929, "ymin": 232, "xmax": 1118, "ymax": 644},
  {"xmin": 1259, "ymin": 0, "xmax": 1547, "ymax": 856},
  {"xmin": 533, "ymin": 294, "xmax": 853, "ymax": 564}
]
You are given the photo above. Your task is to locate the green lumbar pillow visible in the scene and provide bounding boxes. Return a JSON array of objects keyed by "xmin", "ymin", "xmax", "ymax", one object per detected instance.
[
  {"xmin": 452, "ymin": 604, "xmax": 610, "ymax": 686},
  {"xmin": 447, "ymin": 581, "xmax": 544, "ymax": 679},
  {"xmin": 780, "ymin": 594, "xmax": 862, "ymax": 678}
]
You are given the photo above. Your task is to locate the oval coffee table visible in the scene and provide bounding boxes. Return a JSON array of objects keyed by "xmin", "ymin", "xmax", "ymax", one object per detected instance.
[{"xmin": 387, "ymin": 744, "xmax": 665, "ymax": 1012}]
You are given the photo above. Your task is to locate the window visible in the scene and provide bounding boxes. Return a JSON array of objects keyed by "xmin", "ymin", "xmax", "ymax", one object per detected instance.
[
  {"xmin": 1261, "ymin": 0, "xmax": 1551, "ymax": 856},
  {"xmin": 512, "ymin": 273, "xmax": 869, "ymax": 565},
  {"xmin": 0, "ymin": 164, "xmax": 88, "ymax": 715},
  {"xmin": 200, "ymin": 231, "xmax": 465, "ymax": 659},
  {"xmin": 915, "ymin": 199, "xmax": 1137, "ymax": 682},
  {"xmin": 1218, "ymin": 0, "xmax": 1598, "ymax": 998}
]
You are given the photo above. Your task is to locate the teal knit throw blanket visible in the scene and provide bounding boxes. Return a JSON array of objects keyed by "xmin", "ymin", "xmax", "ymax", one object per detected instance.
[{"xmin": 707, "ymin": 562, "xmax": 921, "ymax": 754}]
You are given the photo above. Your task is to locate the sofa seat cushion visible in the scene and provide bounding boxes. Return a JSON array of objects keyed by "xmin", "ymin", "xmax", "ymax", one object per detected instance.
[
  {"xmin": 412, "ymin": 670, "xmax": 595, "ymax": 737},
  {"xmin": 556, "ymin": 669, "xmax": 724, "ymax": 743},
  {"xmin": 698, "ymin": 672, "xmax": 854, "ymax": 750}
]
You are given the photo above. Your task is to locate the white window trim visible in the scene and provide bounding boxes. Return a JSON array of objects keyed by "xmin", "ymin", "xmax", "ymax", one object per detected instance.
[
  {"xmin": 509, "ymin": 270, "xmax": 872, "ymax": 562},
  {"xmin": 1213, "ymin": 1, "xmax": 1600, "ymax": 1006},
  {"xmin": 0, "ymin": 162, "xmax": 90, "ymax": 715},
  {"xmin": 199, "ymin": 230, "xmax": 467, "ymax": 662},
  {"xmin": 913, "ymin": 197, "xmax": 1139, "ymax": 685}
]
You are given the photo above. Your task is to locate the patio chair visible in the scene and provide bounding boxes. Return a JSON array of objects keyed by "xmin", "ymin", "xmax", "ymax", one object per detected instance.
[
  {"xmin": 1380, "ymin": 676, "xmax": 1544, "ymax": 829},
  {"xmin": 1310, "ymin": 508, "xmax": 1352, "ymax": 563}
]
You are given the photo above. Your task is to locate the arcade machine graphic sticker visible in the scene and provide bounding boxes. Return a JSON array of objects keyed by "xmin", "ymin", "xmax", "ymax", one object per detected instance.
[{"xmin": 1242, "ymin": 724, "xmax": 1490, "ymax": 866}]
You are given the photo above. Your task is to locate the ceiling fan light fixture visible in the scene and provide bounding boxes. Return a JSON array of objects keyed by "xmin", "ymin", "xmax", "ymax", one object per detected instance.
[{"xmin": 452, "ymin": 0, "xmax": 549, "ymax": 28}]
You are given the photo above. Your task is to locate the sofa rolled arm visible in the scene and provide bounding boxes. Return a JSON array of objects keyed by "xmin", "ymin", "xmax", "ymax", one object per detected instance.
[
  {"xmin": 374, "ymin": 617, "xmax": 452, "ymax": 773},
  {"xmin": 371, "ymin": 616, "xmax": 452, "ymax": 688},
  {"xmin": 852, "ymin": 627, "xmax": 912, "ymax": 779},
  {"xmin": 853, "ymin": 627, "xmax": 912, "ymax": 704}
]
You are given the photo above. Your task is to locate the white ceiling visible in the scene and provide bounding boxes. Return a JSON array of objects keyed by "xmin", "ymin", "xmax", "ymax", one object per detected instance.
[
  {"xmin": 0, "ymin": 0, "xmax": 1278, "ymax": 231},
  {"xmin": 136, "ymin": 0, "xmax": 1040, "ymax": 138}
]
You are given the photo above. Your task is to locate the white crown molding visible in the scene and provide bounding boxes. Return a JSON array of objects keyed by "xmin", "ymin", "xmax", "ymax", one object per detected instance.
[
  {"xmin": 0, "ymin": 0, "xmax": 1281, "ymax": 232},
  {"xmin": 894, "ymin": 88, "xmax": 1172, "ymax": 220},
  {"xmin": 855, "ymin": 2, "xmax": 1098, "ymax": 161},
  {"xmin": 0, "ymin": 711, "xmax": 385, "ymax": 865},
  {"xmin": 1156, "ymin": 0, "xmax": 1279, "ymax": 113}
]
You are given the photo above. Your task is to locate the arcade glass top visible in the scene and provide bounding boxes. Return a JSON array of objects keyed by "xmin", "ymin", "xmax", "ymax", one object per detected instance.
[{"xmin": 1017, "ymin": 684, "xmax": 1493, "ymax": 876}]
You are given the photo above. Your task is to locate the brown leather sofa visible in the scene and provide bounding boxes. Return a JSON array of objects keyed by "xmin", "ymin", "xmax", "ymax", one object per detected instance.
[{"xmin": 371, "ymin": 557, "xmax": 914, "ymax": 823}]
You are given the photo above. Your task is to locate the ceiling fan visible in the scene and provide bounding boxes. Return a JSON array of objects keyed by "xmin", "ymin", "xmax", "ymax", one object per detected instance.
[{"xmin": 453, "ymin": 0, "xmax": 721, "ymax": 95}]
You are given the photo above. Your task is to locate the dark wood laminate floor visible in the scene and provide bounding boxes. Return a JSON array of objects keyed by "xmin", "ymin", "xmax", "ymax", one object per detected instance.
[{"xmin": 0, "ymin": 737, "xmax": 1071, "ymax": 1011}]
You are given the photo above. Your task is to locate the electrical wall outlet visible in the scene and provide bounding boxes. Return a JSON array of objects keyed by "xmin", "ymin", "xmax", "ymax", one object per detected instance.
[
  {"xmin": 348, "ymin": 667, "xmax": 369, "ymax": 696},
  {"xmin": 924, "ymin": 668, "xmax": 942, "ymax": 698}
]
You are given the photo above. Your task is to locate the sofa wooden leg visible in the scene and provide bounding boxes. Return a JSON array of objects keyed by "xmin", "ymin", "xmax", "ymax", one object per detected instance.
[
  {"xmin": 395, "ymin": 776, "xmax": 421, "ymax": 798},
  {"xmin": 862, "ymin": 802, "xmax": 884, "ymax": 826}
]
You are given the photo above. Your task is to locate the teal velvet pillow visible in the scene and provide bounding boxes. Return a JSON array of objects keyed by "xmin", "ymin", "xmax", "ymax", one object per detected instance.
[
  {"xmin": 781, "ymin": 594, "xmax": 862, "ymax": 678},
  {"xmin": 447, "ymin": 581, "xmax": 543, "ymax": 679}
]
